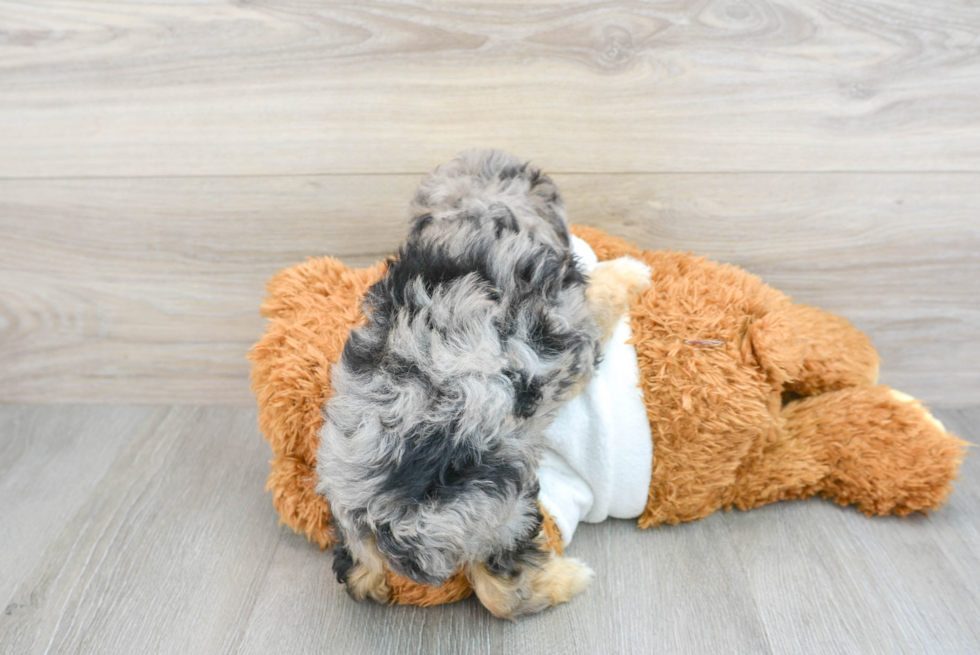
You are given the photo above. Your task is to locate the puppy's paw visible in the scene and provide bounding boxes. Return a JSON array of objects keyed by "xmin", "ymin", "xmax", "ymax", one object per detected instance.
[
  {"xmin": 470, "ymin": 555, "xmax": 594, "ymax": 620},
  {"xmin": 346, "ymin": 563, "xmax": 391, "ymax": 604},
  {"xmin": 535, "ymin": 556, "xmax": 595, "ymax": 606},
  {"xmin": 342, "ymin": 537, "xmax": 392, "ymax": 604}
]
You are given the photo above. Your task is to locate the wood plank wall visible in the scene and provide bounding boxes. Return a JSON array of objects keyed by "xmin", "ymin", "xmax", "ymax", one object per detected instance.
[{"xmin": 1, "ymin": 1, "xmax": 978, "ymax": 405}]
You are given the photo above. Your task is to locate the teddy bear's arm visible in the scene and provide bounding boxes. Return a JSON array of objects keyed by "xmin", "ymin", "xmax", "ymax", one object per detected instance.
[
  {"xmin": 585, "ymin": 258, "xmax": 652, "ymax": 342},
  {"xmin": 570, "ymin": 224, "xmax": 878, "ymax": 398},
  {"xmin": 782, "ymin": 304, "xmax": 880, "ymax": 397}
]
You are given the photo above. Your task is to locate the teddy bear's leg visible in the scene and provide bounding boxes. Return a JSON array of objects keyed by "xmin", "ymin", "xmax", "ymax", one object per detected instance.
[
  {"xmin": 728, "ymin": 421, "xmax": 830, "ymax": 512},
  {"xmin": 585, "ymin": 257, "xmax": 652, "ymax": 343},
  {"xmin": 735, "ymin": 386, "xmax": 967, "ymax": 516},
  {"xmin": 783, "ymin": 304, "xmax": 880, "ymax": 396}
]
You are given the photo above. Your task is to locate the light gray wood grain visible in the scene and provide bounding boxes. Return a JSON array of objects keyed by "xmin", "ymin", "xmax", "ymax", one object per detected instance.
[
  {"xmin": 2, "ymin": 1, "xmax": 980, "ymax": 177},
  {"xmin": 931, "ymin": 409, "xmax": 980, "ymax": 560},
  {"xmin": 237, "ymin": 515, "xmax": 771, "ymax": 655},
  {"xmin": 722, "ymin": 407, "xmax": 980, "ymax": 655},
  {"xmin": 0, "ymin": 405, "xmax": 976, "ymax": 654},
  {"xmin": 0, "ymin": 407, "xmax": 282, "ymax": 655},
  {"xmin": 2, "ymin": 174, "xmax": 977, "ymax": 405},
  {"xmin": 0, "ymin": 405, "xmax": 164, "ymax": 610}
]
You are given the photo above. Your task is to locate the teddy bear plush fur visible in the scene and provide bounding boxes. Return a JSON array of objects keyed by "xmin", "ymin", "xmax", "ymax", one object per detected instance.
[{"xmin": 250, "ymin": 225, "xmax": 967, "ymax": 607}]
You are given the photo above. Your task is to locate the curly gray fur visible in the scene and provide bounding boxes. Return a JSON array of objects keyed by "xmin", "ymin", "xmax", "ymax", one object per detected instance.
[{"xmin": 317, "ymin": 150, "xmax": 601, "ymax": 587}]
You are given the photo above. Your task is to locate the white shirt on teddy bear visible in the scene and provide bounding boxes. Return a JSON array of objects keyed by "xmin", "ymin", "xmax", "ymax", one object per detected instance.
[{"xmin": 536, "ymin": 236, "xmax": 653, "ymax": 545}]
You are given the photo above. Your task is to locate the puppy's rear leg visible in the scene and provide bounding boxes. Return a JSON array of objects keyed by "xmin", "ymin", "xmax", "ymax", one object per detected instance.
[
  {"xmin": 586, "ymin": 257, "xmax": 652, "ymax": 342},
  {"xmin": 337, "ymin": 535, "xmax": 391, "ymax": 603},
  {"xmin": 468, "ymin": 542, "xmax": 594, "ymax": 619}
]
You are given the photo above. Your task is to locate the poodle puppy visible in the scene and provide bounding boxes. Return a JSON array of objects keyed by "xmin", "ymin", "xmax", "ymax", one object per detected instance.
[{"xmin": 316, "ymin": 150, "xmax": 650, "ymax": 618}]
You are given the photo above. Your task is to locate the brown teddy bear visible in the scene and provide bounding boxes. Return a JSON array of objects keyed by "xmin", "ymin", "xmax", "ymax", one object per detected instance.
[{"xmin": 250, "ymin": 225, "xmax": 966, "ymax": 607}]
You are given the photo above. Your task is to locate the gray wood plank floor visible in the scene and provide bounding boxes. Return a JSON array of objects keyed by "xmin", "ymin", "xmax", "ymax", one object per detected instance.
[{"xmin": 1, "ymin": 405, "xmax": 977, "ymax": 655}]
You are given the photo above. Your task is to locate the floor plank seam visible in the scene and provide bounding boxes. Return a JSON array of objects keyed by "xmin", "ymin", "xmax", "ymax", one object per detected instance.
[
  {"xmin": 720, "ymin": 513, "xmax": 777, "ymax": 655},
  {"xmin": 42, "ymin": 408, "xmax": 183, "ymax": 654},
  {"xmin": 229, "ymin": 530, "xmax": 285, "ymax": 655}
]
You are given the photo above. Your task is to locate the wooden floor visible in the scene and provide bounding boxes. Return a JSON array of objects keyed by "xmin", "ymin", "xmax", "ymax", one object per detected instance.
[
  {"xmin": 2, "ymin": 1, "xmax": 979, "ymax": 653},
  {"xmin": 0, "ymin": 405, "xmax": 977, "ymax": 654}
]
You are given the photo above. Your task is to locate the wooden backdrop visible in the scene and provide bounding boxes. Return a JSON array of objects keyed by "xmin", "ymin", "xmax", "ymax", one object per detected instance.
[{"xmin": 1, "ymin": 0, "xmax": 978, "ymax": 406}]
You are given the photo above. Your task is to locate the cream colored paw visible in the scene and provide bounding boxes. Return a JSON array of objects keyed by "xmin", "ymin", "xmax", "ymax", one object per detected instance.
[
  {"xmin": 595, "ymin": 257, "xmax": 652, "ymax": 297},
  {"xmin": 346, "ymin": 563, "xmax": 391, "ymax": 603},
  {"xmin": 889, "ymin": 389, "xmax": 946, "ymax": 433},
  {"xmin": 469, "ymin": 555, "xmax": 594, "ymax": 620},
  {"xmin": 535, "ymin": 556, "xmax": 595, "ymax": 606},
  {"xmin": 345, "ymin": 536, "xmax": 392, "ymax": 603},
  {"xmin": 586, "ymin": 257, "xmax": 652, "ymax": 342}
]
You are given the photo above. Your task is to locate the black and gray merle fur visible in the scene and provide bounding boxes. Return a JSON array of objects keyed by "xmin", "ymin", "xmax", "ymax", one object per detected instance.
[{"xmin": 317, "ymin": 150, "xmax": 602, "ymax": 593}]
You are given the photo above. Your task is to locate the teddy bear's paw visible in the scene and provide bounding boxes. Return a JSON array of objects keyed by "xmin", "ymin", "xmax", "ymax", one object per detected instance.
[
  {"xmin": 586, "ymin": 257, "xmax": 652, "ymax": 342},
  {"xmin": 597, "ymin": 256, "xmax": 653, "ymax": 298},
  {"xmin": 888, "ymin": 389, "xmax": 946, "ymax": 433}
]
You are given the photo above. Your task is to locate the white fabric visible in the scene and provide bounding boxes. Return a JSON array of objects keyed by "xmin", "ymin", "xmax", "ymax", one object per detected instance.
[{"xmin": 535, "ymin": 236, "xmax": 653, "ymax": 545}]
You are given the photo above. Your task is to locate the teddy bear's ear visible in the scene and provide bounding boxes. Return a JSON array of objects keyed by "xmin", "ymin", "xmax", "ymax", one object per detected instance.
[
  {"xmin": 740, "ymin": 310, "xmax": 805, "ymax": 388},
  {"xmin": 259, "ymin": 257, "xmax": 385, "ymax": 321}
]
